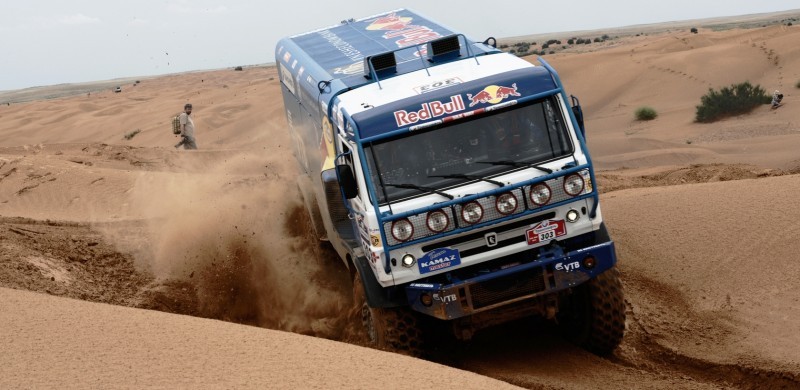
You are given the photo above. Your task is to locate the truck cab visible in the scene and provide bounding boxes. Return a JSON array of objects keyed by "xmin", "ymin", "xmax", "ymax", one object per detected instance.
[{"xmin": 277, "ymin": 9, "xmax": 624, "ymax": 355}]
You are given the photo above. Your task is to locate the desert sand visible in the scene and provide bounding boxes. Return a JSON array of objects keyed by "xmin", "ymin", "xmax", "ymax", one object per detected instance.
[{"xmin": 1, "ymin": 12, "xmax": 800, "ymax": 389}]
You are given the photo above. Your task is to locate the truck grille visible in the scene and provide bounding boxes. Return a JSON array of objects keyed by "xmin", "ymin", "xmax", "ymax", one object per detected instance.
[
  {"xmin": 469, "ymin": 267, "xmax": 546, "ymax": 309},
  {"xmin": 382, "ymin": 170, "xmax": 591, "ymax": 247}
]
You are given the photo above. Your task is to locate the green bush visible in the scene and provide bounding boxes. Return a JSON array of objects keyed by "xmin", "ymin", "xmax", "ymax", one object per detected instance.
[
  {"xmin": 634, "ymin": 106, "xmax": 658, "ymax": 121},
  {"xmin": 695, "ymin": 82, "xmax": 771, "ymax": 123}
]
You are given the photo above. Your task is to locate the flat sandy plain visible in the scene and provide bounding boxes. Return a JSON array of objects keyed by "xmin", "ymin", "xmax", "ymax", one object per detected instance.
[{"xmin": 1, "ymin": 10, "xmax": 800, "ymax": 389}]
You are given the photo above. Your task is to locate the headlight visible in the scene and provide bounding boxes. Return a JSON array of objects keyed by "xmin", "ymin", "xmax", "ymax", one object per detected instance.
[
  {"xmin": 563, "ymin": 173, "xmax": 585, "ymax": 196},
  {"xmin": 495, "ymin": 193, "xmax": 518, "ymax": 215},
  {"xmin": 566, "ymin": 209, "xmax": 580, "ymax": 222},
  {"xmin": 391, "ymin": 219, "xmax": 414, "ymax": 242},
  {"xmin": 401, "ymin": 254, "xmax": 416, "ymax": 268},
  {"xmin": 529, "ymin": 183, "xmax": 552, "ymax": 206},
  {"xmin": 461, "ymin": 201, "xmax": 484, "ymax": 224},
  {"xmin": 426, "ymin": 210, "xmax": 450, "ymax": 233}
]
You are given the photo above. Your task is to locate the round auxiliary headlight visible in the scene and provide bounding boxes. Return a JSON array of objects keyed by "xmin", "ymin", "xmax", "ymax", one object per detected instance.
[
  {"xmin": 563, "ymin": 173, "xmax": 585, "ymax": 196},
  {"xmin": 566, "ymin": 209, "xmax": 580, "ymax": 223},
  {"xmin": 529, "ymin": 183, "xmax": 552, "ymax": 206},
  {"xmin": 401, "ymin": 254, "xmax": 416, "ymax": 268},
  {"xmin": 391, "ymin": 219, "xmax": 414, "ymax": 242},
  {"xmin": 495, "ymin": 193, "xmax": 518, "ymax": 215},
  {"xmin": 426, "ymin": 210, "xmax": 450, "ymax": 233},
  {"xmin": 420, "ymin": 293, "xmax": 433, "ymax": 307},
  {"xmin": 461, "ymin": 201, "xmax": 484, "ymax": 225}
]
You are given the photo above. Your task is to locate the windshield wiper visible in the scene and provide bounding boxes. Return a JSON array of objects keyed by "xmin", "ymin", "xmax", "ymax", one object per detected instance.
[
  {"xmin": 476, "ymin": 160, "xmax": 553, "ymax": 174},
  {"xmin": 428, "ymin": 174, "xmax": 505, "ymax": 188},
  {"xmin": 384, "ymin": 183, "xmax": 455, "ymax": 200}
]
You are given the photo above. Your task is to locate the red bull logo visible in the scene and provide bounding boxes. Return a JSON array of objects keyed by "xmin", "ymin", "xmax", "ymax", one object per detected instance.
[
  {"xmin": 367, "ymin": 13, "xmax": 414, "ymax": 31},
  {"xmin": 366, "ymin": 12, "xmax": 442, "ymax": 55},
  {"xmin": 467, "ymin": 83, "xmax": 521, "ymax": 107},
  {"xmin": 394, "ymin": 95, "xmax": 466, "ymax": 127}
]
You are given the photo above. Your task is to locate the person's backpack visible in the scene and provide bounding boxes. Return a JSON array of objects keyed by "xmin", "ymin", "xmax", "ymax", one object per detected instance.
[{"xmin": 171, "ymin": 114, "xmax": 181, "ymax": 135}]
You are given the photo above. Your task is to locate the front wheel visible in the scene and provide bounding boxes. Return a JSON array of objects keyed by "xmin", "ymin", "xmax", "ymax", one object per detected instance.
[
  {"xmin": 558, "ymin": 267, "xmax": 626, "ymax": 355},
  {"xmin": 353, "ymin": 271, "xmax": 424, "ymax": 356}
]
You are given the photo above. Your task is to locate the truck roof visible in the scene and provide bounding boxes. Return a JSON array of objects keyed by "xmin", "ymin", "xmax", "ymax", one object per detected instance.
[{"xmin": 276, "ymin": 9, "xmax": 498, "ymax": 122}]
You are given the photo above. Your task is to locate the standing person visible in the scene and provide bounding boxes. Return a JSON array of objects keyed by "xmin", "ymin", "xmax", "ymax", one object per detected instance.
[{"xmin": 175, "ymin": 103, "xmax": 197, "ymax": 149}]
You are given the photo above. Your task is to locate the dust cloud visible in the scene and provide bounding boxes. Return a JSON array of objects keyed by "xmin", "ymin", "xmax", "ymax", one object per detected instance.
[{"xmin": 117, "ymin": 151, "xmax": 352, "ymax": 338}]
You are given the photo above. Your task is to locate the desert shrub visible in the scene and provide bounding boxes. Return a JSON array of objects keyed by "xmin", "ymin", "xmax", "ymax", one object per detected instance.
[
  {"xmin": 695, "ymin": 81, "xmax": 771, "ymax": 123},
  {"xmin": 594, "ymin": 37, "xmax": 602, "ymax": 42},
  {"xmin": 567, "ymin": 38, "xmax": 575, "ymax": 45},
  {"xmin": 634, "ymin": 106, "xmax": 658, "ymax": 121},
  {"xmin": 234, "ymin": 66, "xmax": 243, "ymax": 71},
  {"xmin": 124, "ymin": 129, "xmax": 141, "ymax": 140},
  {"xmin": 542, "ymin": 43, "xmax": 550, "ymax": 49},
  {"xmin": 690, "ymin": 27, "xmax": 698, "ymax": 34}
]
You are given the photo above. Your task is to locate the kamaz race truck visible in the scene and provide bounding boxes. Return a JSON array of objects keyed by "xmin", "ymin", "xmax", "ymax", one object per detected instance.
[{"xmin": 276, "ymin": 9, "xmax": 625, "ymax": 355}]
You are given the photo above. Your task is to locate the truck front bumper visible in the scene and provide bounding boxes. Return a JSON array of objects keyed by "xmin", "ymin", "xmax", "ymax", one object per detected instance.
[{"xmin": 404, "ymin": 241, "xmax": 616, "ymax": 320}]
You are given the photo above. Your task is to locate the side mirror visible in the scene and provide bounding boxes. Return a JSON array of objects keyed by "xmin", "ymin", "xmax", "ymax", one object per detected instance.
[
  {"xmin": 336, "ymin": 164, "xmax": 358, "ymax": 199},
  {"xmin": 570, "ymin": 95, "xmax": 585, "ymax": 138}
]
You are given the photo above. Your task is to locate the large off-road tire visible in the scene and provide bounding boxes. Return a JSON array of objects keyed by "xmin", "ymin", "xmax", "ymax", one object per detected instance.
[
  {"xmin": 353, "ymin": 271, "xmax": 424, "ymax": 356},
  {"xmin": 558, "ymin": 267, "xmax": 626, "ymax": 355}
]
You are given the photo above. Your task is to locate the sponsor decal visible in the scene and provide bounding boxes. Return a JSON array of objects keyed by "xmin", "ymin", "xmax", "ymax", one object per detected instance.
[
  {"xmin": 370, "ymin": 234, "xmax": 381, "ymax": 247},
  {"xmin": 433, "ymin": 293, "xmax": 457, "ymax": 303},
  {"xmin": 555, "ymin": 261, "xmax": 581, "ymax": 272},
  {"xmin": 485, "ymin": 232, "xmax": 498, "ymax": 247},
  {"xmin": 366, "ymin": 12, "xmax": 443, "ymax": 56},
  {"xmin": 279, "ymin": 63, "xmax": 295, "ymax": 94},
  {"xmin": 418, "ymin": 248, "xmax": 461, "ymax": 274},
  {"xmin": 318, "ymin": 29, "xmax": 365, "ymax": 62},
  {"xmin": 283, "ymin": 51, "xmax": 292, "ymax": 63},
  {"xmin": 333, "ymin": 62, "xmax": 364, "ymax": 75},
  {"xmin": 413, "ymin": 78, "xmax": 463, "ymax": 94},
  {"xmin": 394, "ymin": 95, "xmax": 465, "ymax": 127},
  {"xmin": 410, "ymin": 283, "xmax": 435, "ymax": 288},
  {"xmin": 321, "ymin": 117, "xmax": 335, "ymax": 159},
  {"xmin": 467, "ymin": 83, "xmax": 521, "ymax": 107},
  {"xmin": 526, "ymin": 219, "xmax": 567, "ymax": 245}
]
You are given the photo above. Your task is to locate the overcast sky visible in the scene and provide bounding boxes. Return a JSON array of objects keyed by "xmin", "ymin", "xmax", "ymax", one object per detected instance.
[{"xmin": 1, "ymin": 1, "xmax": 798, "ymax": 91}]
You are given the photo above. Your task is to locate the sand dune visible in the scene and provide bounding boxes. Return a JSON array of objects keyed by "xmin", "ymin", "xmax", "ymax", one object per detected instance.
[{"xmin": 1, "ymin": 16, "xmax": 800, "ymax": 389}]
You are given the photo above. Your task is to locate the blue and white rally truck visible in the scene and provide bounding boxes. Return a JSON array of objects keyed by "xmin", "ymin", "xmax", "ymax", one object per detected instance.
[{"xmin": 276, "ymin": 9, "xmax": 625, "ymax": 355}]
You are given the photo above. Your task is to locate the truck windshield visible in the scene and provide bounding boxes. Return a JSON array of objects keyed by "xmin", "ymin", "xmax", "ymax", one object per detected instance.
[{"xmin": 364, "ymin": 96, "xmax": 574, "ymax": 204}]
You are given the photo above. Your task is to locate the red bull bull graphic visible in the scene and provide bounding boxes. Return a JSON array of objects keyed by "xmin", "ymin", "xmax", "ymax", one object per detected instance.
[
  {"xmin": 394, "ymin": 95, "xmax": 466, "ymax": 127},
  {"xmin": 467, "ymin": 83, "xmax": 521, "ymax": 107}
]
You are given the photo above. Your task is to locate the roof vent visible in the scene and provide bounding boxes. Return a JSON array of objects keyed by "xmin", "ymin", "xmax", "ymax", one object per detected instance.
[
  {"xmin": 364, "ymin": 52, "xmax": 397, "ymax": 79},
  {"xmin": 427, "ymin": 35, "xmax": 461, "ymax": 62}
]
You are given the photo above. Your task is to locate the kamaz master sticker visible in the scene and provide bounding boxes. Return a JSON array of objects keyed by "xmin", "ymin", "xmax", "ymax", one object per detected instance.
[{"xmin": 418, "ymin": 248, "xmax": 461, "ymax": 274}]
